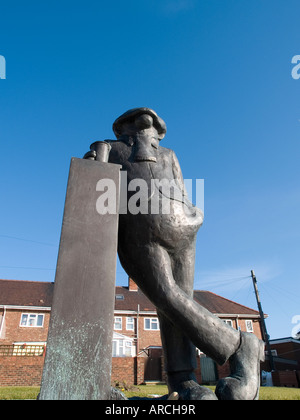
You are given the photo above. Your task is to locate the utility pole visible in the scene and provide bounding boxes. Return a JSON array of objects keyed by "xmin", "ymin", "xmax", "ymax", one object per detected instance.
[{"xmin": 251, "ymin": 270, "xmax": 275, "ymax": 371}]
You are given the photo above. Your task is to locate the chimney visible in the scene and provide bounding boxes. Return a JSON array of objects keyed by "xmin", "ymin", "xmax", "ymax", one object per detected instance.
[{"xmin": 128, "ymin": 277, "xmax": 138, "ymax": 291}]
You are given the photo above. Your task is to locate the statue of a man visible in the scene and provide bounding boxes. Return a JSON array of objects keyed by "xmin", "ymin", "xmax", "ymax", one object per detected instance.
[{"xmin": 85, "ymin": 107, "xmax": 264, "ymax": 400}]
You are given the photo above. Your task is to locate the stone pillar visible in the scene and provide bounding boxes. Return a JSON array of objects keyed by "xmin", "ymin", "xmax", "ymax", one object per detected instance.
[{"xmin": 39, "ymin": 158, "xmax": 120, "ymax": 400}]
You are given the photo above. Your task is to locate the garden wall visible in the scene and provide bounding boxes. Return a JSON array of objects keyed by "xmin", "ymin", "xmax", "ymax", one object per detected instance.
[{"xmin": 0, "ymin": 355, "xmax": 45, "ymax": 386}]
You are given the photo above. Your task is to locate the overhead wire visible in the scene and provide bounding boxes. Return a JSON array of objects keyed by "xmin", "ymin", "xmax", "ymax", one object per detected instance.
[
  {"xmin": 0, "ymin": 265, "xmax": 55, "ymax": 271},
  {"xmin": 258, "ymin": 281, "xmax": 292, "ymax": 320},
  {"xmin": 0, "ymin": 234, "xmax": 57, "ymax": 247},
  {"xmin": 230, "ymin": 276, "xmax": 253, "ymax": 303},
  {"xmin": 198, "ymin": 275, "xmax": 251, "ymax": 290},
  {"xmin": 0, "ymin": 234, "xmax": 57, "ymax": 273},
  {"xmin": 266, "ymin": 282, "xmax": 300, "ymax": 305}
]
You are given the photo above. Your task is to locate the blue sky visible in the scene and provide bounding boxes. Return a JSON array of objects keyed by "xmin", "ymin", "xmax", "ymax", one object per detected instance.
[{"xmin": 0, "ymin": 0, "xmax": 300, "ymax": 339}]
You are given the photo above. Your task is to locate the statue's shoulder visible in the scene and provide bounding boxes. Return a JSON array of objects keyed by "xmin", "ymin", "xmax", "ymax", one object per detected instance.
[
  {"xmin": 158, "ymin": 146, "xmax": 176, "ymax": 161},
  {"xmin": 158, "ymin": 145, "xmax": 174, "ymax": 155}
]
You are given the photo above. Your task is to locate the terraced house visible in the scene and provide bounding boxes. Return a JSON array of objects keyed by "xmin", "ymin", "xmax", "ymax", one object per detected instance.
[{"xmin": 0, "ymin": 277, "xmax": 264, "ymax": 387}]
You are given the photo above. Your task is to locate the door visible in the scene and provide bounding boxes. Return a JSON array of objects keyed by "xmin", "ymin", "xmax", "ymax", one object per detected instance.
[
  {"xmin": 200, "ymin": 356, "xmax": 218, "ymax": 384},
  {"xmin": 144, "ymin": 347, "xmax": 162, "ymax": 381}
]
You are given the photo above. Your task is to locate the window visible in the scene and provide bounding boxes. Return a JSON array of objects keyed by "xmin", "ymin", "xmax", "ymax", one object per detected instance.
[
  {"xmin": 144, "ymin": 317, "xmax": 159, "ymax": 331},
  {"xmin": 223, "ymin": 319, "xmax": 233, "ymax": 328},
  {"xmin": 245, "ymin": 320, "xmax": 254, "ymax": 333},
  {"xmin": 20, "ymin": 313, "xmax": 44, "ymax": 327},
  {"xmin": 126, "ymin": 317, "xmax": 134, "ymax": 331},
  {"xmin": 265, "ymin": 349, "xmax": 277, "ymax": 357},
  {"xmin": 112, "ymin": 336, "xmax": 133, "ymax": 357},
  {"xmin": 114, "ymin": 317, "xmax": 122, "ymax": 330}
]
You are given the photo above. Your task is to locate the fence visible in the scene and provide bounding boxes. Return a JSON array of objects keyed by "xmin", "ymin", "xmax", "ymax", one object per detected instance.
[{"xmin": 0, "ymin": 344, "xmax": 45, "ymax": 357}]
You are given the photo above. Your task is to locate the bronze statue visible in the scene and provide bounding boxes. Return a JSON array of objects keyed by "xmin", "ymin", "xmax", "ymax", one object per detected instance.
[{"xmin": 85, "ymin": 107, "xmax": 264, "ymax": 400}]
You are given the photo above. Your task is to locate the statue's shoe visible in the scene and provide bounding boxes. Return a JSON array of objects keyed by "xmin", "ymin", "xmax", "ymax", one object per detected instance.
[
  {"xmin": 171, "ymin": 380, "xmax": 218, "ymax": 400},
  {"xmin": 215, "ymin": 332, "xmax": 265, "ymax": 400}
]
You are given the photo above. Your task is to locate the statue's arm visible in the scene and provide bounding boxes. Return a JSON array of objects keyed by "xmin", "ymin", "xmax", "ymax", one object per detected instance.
[
  {"xmin": 83, "ymin": 150, "xmax": 96, "ymax": 160},
  {"xmin": 171, "ymin": 151, "xmax": 188, "ymax": 196},
  {"xmin": 83, "ymin": 140, "xmax": 115, "ymax": 161}
]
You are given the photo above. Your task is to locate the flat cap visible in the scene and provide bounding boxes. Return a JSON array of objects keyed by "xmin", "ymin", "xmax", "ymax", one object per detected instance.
[{"xmin": 112, "ymin": 107, "xmax": 167, "ymax": 139}]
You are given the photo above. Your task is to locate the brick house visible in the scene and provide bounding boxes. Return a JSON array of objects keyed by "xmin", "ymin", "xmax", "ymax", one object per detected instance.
[
  {"xmin": 268, "ymin": 337, "xmax": 300, "ymax": 371},
  {"xmin": 0, "ymin": 277, "xmax": 264, "ymax": 387},
  {"xmin": 0, "ymin": 280, "xmax": 52, "ymax": 386},
  {"xmin": 260, "ymin": 337, "xmax": 300, "ymax": 387}
]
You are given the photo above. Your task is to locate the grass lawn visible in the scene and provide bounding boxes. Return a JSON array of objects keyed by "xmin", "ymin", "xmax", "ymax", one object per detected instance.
[
  {"xmin": 0, "ymin": 386, "xmax": 40, "ymax": 400},
  {"xmin": 125, "ymin": 385, "xmax": 300, "ymax": 400},
  {"xmin": 258, "ymin": 386, "xmax": 300, "ymax": 400},
  {"xmin": 0, "ymin": 385, "xmax": 299, "ymax": 400}
]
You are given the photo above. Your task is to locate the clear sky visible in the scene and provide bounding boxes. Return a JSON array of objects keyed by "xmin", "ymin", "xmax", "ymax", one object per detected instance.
[{"xmin": 0, "ymin": 0, "xmax": 299, "ymax": 340}]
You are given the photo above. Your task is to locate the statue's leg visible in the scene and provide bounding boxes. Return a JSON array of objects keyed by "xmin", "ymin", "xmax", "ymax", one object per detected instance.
[
  {"xmin": 157, "ymin": 310, "xmax": 212, "ymax": 399},
  {"xmin": 157, "ymin": 240, "xmax": 200, "ymax": 394},
  {"xmin": 119, "ymin": 242, "xmax": 264, "ymax": 399},
  {"xmin": 119, "ymin": 242, "xmax": 240, "ymax": 366}
]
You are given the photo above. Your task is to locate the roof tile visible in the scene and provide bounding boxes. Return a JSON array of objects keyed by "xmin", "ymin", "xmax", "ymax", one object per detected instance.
[{"xmin": 0, "ymin": 279, "xmax": 259, "ymax": 316}]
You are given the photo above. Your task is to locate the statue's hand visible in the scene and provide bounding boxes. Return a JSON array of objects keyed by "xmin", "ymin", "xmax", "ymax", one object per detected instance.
[{"xmin": 83, "ymin": 150, "xmax": 96, "ymax": 160}]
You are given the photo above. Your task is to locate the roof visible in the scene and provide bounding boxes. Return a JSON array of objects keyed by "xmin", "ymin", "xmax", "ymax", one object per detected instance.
[
  {"xmin": 114, "ymin": 286, "xmax": 156, "ymax": 312},
  {"xmin": 193, "ymin": 290, "xmax": 260, "ymax": 316},
  {"xmin": 0, "ymin": 279, "xmax": 54, "ymax": 307},
  {"xmin": 113, "ymin": 331, "xmax": 134, "ymax": 341},
  {"xmin": 0, "ymin": 279, "xmax": 260, "ymax": 317},
  {"xmin": 269, "ymin": 337, "xmax": 300, "ymax": 345}
]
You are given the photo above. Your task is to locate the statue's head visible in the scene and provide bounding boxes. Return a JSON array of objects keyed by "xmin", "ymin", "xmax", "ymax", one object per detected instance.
[{"xmin": 112, "ymin": 107, "xmax": 167, "ymax": 140}]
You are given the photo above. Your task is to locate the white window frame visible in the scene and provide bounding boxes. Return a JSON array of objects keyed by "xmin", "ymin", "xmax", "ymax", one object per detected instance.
[
  {"xmin": 20, "ymin": 313, "xmax": 44, "ymax": 328},
  {"xmin": 114, "ymin": 316, "xmax": 122, "ymax": 330},
  {"xmin": 245, "ymin": 319, "xmax": 254, "ymax": 333},
  {"xmin": 112, "ymin": 338, "xmax": 133, "ymax": 357},
  {"xmin": 144, "ymin": 317, "xmax": 159, "ymax": 331},
  {"xmin": 223, "ymin": 319, "xmax": 233, "ymax": 328},
  {"xmin": 126, "ymin": 316, "xmax": 134, "ymax": 331}
]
